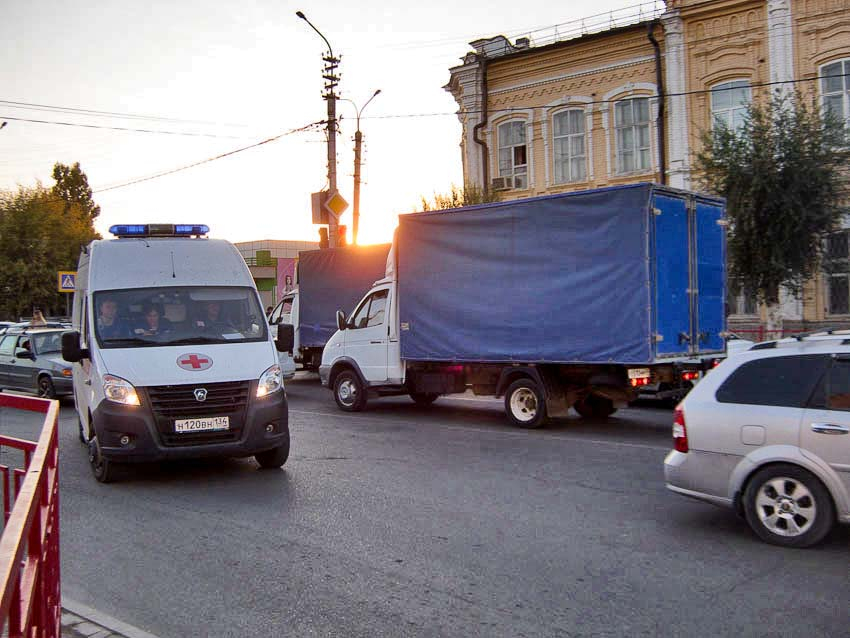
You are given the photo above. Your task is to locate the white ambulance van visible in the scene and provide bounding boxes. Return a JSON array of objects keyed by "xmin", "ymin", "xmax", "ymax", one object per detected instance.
[{"xmin": 62, "ymin": 224, "xmax": 293, "ymax": 482}]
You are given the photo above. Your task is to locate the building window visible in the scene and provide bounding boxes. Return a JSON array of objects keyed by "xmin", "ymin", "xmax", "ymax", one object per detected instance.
[
  {"xmin": 711, "ymin": 80, "xmax": 751, "ymax": 132},
  {"xmin": 552, "ymin": 109, "xmax": 586, "ymax": 183},
  {"xmin": 727, "ymin": 279, "xmax": 757, "ymax": 316},
  {"xmin": 822, "ymin": 60, "xmax": 850, "ymax": 128},
  {"xmin": 614, "ymin": 97, "xmax": 651, "ymax": 174},
  {"xmin": 497, "ymin": 120, "xmax": 528, "ymax": 189},
  {"xmin": 826, "ymin": 230, "xmax": 850, "ymax": 315}
]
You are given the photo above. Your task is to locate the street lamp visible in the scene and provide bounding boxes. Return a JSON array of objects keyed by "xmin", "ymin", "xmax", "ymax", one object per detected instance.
[
  {"xmin": 340, "ymin": 89, "xmax": 381, "ymax": 245},
  {"xmin": 296, "ymin": 10, "xmax": 341, "ymax": 248}
]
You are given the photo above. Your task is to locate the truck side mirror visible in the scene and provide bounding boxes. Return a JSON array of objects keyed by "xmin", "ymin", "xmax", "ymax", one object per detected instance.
[
  {"xmin": 336, "ymin": 310, "xmax": 346, "ymax": 331},
  {"xmin": 275, "ymin": 323, "xmax": 294, "ymax": 353},
  {"xmin": 61, "ymin": 331, "xmax": 89, "ymax": 363}
]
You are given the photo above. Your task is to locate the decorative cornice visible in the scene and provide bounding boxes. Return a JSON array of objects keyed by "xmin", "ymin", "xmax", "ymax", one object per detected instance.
[{"xmin": 489, "ymin": 56, "xmax": 656, "ymax": 97}]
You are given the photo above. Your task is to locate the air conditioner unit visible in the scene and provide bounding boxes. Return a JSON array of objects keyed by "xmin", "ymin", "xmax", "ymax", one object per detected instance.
[{"xmin": 491, "ymin": 176, "xmax": 512, "ymax": 191}]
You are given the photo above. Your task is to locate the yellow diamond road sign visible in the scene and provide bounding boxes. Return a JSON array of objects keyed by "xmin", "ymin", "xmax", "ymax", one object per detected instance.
[{"xmin": 323, "ymin": 190, "xmax": 348, "ymax": 218}]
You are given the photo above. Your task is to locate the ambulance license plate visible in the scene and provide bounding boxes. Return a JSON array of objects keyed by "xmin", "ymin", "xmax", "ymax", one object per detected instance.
[{"xmin": 174, "ymin": 416, "xmax": 230, "ymax": 433}]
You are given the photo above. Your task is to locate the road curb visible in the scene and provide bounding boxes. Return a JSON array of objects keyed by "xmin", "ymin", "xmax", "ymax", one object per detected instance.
[{"xmin": 62, "ymin": 599, "xmax": 160, "ymax": 638}]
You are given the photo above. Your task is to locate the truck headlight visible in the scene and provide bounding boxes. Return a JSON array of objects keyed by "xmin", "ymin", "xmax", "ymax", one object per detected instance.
[
  {"xmin": 103, "ymin": 374, "xmax": 140, "ymax": 406},
  {"xmin": 257, "ymin": 364, "xmax": 282, "ymax": 397}
]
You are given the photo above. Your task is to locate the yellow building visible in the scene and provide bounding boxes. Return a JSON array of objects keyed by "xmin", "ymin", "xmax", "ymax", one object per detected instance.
[{"xmin": 446, "ymin": 0, "xmax": 850, "ymax": 335}]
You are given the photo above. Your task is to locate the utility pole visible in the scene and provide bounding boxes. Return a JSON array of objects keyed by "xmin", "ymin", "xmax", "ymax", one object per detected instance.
[
  {"xmin": 343, "ymin": 90, "xmax": 381, "ymax": 245},
  {"xmin": 296, "ymin": 11, "xmax": 341, "ymax": 247}
]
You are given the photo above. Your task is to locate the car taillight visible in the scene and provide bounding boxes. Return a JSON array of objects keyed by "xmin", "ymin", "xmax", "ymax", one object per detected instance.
[{"xmin": 673, "ymin": 407, "xmax": 689, "ymax": 453}]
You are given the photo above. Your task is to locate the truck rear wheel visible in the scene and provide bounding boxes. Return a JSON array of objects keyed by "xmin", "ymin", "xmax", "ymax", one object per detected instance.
[
  {"xmin": 334, "ymin": 370, "xmax": 367, "ymax": 412},
  {"xmin": 574, "ymin": 394, "xmax": 617, "ymax": 419},
  {"xmin": 410, "ymin": 392, "xmax": 439, "ymax": 406},
  {"xmin": 504, "ymin": 379, "xmax": 547, "ymax": 428}
]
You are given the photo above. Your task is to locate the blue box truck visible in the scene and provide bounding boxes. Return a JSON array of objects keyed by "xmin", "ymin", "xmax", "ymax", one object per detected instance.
[{"xmin": 319, "ymin": 184, "xmax": 726, "ymax": 427}]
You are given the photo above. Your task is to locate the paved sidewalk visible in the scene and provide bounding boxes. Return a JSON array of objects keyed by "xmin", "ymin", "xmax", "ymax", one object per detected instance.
[{"xmin": 62, "ymin": 599, "xmax": 159, "ymax": 638}]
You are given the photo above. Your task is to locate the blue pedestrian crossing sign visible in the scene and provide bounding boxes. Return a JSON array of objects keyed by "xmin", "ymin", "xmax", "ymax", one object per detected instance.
[{"xmin": 58, "ymin": 271, "xmax": 76, "ymax": 293}]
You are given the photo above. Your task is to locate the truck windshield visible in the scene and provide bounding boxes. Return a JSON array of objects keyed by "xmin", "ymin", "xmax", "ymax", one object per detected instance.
[{"xmin": 93, "ymin": 287, "xmax": 268, "ymax": 348}]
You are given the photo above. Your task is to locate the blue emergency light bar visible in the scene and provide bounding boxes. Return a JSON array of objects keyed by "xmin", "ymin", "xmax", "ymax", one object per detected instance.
[{"xmin": 108, "ymin": 224, "xmax": 210, "ymax": 238}]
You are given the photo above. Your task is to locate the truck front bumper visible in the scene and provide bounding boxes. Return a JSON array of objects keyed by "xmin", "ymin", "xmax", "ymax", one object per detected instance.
[{"xmin": 318, "ymin": 365, "xmax": 331, "ymax": 387}]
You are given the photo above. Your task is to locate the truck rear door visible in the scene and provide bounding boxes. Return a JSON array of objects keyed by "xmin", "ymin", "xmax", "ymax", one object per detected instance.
[
  {"xmin": 653, "ymin": 193, "xmax": 691, "ymax": 356},
  {"xmin": 694, "ymin": 199, "xmax": 725, "ymax": 353}
]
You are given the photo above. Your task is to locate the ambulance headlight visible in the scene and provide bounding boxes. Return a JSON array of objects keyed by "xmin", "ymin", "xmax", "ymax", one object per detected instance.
[
  {"xmin": 103, "ymin": 374, "xmax": 140, "ymax": 406},
  {"xmin": 257, "ymin": 364, "xmax": 282, "ymax": 397}
]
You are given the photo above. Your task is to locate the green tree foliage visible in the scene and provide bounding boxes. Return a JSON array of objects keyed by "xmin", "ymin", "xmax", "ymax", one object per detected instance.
[
  {"xmin": 695, "ymin": 90, "xmax": 850, "ymax": 306},
  {"xmin": 0, "ymin": 165, "xmax": 101, "ymax": 320},
  {"xmin": 418, "ymin": 182, "xmax": 501, "ymax": 211},
  {"xmin": 52, "ymin": 161, "xmax": 101, "ymax": 219}
]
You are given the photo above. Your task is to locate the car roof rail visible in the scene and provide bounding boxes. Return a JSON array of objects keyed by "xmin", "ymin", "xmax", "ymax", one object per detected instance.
[{"xmin": 751, "ymin": 341, "xmax": 778, "ymax": 350}]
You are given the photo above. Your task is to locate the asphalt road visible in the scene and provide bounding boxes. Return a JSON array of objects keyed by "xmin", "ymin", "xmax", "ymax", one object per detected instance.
[{"xmin": 3, "ymin": 377, "xmax": 848, "ymax": 637}]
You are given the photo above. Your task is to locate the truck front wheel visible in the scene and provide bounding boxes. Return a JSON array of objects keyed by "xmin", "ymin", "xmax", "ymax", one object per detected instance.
[
  {"xmin": 574, "ymin": 394, "xmax": 616, "ymax": 419},
  {"xmin": 334, "ymin": 370, "xmax": 367, "ymax": 412},
  {"xmin": 504, "ymin": 379, "xmax": 547, "ymax": 428}
]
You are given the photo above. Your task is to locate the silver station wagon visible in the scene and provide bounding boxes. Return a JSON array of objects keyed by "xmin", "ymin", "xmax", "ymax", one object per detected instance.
[{"xmin": 664, "ymin": 332, "xmax": 850, "ymax": 548}]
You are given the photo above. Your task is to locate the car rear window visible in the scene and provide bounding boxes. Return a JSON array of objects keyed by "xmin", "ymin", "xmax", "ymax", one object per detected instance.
[{"xmin": 715, "ymin": 354, "xmax": 830, "ymax": 407}]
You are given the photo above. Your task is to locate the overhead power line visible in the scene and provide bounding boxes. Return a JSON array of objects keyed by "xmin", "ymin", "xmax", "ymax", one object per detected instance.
[
  {"xmin": 92, "ymin": 121, "xmax": 325, "ymax": 193},
  {"xmin": 0, "ymin": 99, "xmax": 247, "ymax": 128},
  {"xmin": 0, "ymin": 115, "xmax": 246, "ymax": 139}
]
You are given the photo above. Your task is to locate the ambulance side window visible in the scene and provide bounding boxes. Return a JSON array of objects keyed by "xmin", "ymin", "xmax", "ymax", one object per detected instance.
[{"xmin": 80, "ymin": 297, "xmax": 89, "ymax": 348}]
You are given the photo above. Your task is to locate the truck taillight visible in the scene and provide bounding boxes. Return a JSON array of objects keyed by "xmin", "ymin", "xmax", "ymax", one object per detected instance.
[
  {"xmin": 681, "ymin": 371, "xmax": 700, "ymax": 381},
  {"xmin": 672, "ymin": 407, "xmax": 689, "ymax": 453},
  {"xmin": 629, "ymin": 376, "xmax": 651, "ymax": 387}
]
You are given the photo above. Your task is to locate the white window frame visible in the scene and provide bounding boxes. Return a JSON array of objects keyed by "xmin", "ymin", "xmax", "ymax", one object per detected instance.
[
  {"xmin": 710, "ymin": 80, "xmax": 751, "ymax": 132},
  {"xmin": 614, "ymin": 97, "xmax": 651, "ymax": 174},
  {"xmin": 552, "ymin": 108, "xmax": 587, "ymax": 184},
  {"xmin": 825, "ymin": 229, "xmax": 850, "ymax": 316},
  {"xmin": 497, "ymin": 119, "xmax": 529, "ymax": 189},
  {"xmin": 821, "ymin": 59, "xmax": 850, "ymax": 129}
]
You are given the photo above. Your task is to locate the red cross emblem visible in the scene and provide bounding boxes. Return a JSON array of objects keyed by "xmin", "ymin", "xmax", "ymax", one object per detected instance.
[{"xmin": 177, "ymin": 353, "xmax": 213, "ymax": 371}]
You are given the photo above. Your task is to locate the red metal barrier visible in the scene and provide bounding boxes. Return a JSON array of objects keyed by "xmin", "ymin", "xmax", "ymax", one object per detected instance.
[{"xmin": 0, "ymin": 394, "xmax": 61, "ymax": 638}]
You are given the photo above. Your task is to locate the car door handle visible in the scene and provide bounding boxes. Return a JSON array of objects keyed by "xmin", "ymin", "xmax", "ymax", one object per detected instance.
[{"xmin": 811, "ymin": 423, "xmax": 849, "ymax": 435}]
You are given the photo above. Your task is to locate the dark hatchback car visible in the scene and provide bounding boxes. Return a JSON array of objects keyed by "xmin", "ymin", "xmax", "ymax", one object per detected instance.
[{"xmin": 0, "ymin": 328, "xmax": 73, "ymax": 399}]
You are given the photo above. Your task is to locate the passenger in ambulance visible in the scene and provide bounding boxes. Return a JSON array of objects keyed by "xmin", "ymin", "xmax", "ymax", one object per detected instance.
[{"xmin": 135, "ymin": 303, "xmax": 172, "ymax": 336}]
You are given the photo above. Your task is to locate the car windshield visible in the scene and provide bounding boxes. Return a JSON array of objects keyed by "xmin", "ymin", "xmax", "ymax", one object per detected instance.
[
  {"xmin": 32, "ymin": 332, "xmax": 62, "ymax": 354},
  {"xmin": 93, "ymin": 286, "xmax": 267, "ymax": 348}
]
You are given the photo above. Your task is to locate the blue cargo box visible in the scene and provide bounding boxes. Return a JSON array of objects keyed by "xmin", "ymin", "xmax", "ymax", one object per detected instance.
[
  {"xmin": 298, "ymin": 243, "xmax": 391, "ymax": 348},
  {"xmin": 396, "ymin": 183, "xmax": 725, "ymax": 365}
]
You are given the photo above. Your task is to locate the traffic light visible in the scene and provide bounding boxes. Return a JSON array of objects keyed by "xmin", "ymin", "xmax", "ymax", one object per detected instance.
[
  {"xmin": 318, "ymin": 227, "xmax": 329, "ymax": 250},
  {"xmin": 338, "ymin": 225, "xmax": 347, "ymax": 247}
]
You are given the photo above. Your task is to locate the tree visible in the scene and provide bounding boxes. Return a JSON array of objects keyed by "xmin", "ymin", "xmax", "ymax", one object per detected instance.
[
  {"xmin": 418, "ymin": 182, "xmax": 501, "ymax": 211},
  {"xmin": 695, "ymin": 90, "xmax": 850, "ymax": 328},
  {"xmin": 52, "ymin": 161, "xmax": 101, "ymax": 219},
  {"xmin": 0, "ymin": 164, "xmax": 101, "ymax": 320}
]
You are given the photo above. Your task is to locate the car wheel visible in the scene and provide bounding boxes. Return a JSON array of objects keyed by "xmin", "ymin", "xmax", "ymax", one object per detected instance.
[
  {"xmin": 88, "ymin": 437, "xmax": 118, "ymax": 484},
  {"xmin": 255, "ymin": 431, "xmax": 290, "ymax": 469},
  {"xmin": 504, "ymin": 379, "xmax": 547, "ymax": 428},
  {"xmin": 334, "ymin": 370, "xmax": 367, "ymax": 412},
  {"xmin": 574, "ymin": 394, "xmax": 616, "ymax": 419},
  {"xmin": 743, "ymin": 464, "xmax": 835, "ymax": 548},
  {"xmin": 37, "ymin": 376, "xmax": 56, "ymax": 400},
  {"xmin": 409, "ymin": 392, "xmax": 439, "ymax": 406}
]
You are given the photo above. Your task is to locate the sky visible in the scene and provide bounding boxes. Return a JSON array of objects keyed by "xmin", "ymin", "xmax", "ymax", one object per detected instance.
[{"xmin": 0, "ymin": 0, "xmax": 659, "ymax": 246}]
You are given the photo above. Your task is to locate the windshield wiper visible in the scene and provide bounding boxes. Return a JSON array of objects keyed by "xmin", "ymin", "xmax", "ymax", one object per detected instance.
[
  {"xmin": 101, "ymin": 337, "xmax": 158, "ymax": 347},
  {"xmin": 162, "ymin": 336, "xmax": 235, "ymax": 345}
]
